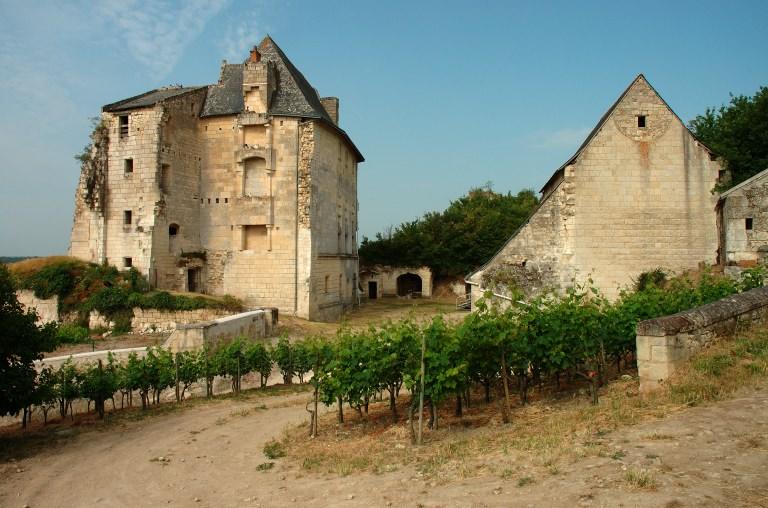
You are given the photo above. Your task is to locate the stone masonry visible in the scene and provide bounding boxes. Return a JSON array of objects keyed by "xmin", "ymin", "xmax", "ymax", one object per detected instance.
[
  {"xmin": 467, "ymin": 75, "xmax": 722, "ymax": 306},
  {"xmin": 69, "ymin": 37, "xmax": 364, "ymax": 322},
  {"xmin": 718, "ymin": 167, "xmax": 768, "ymax": 268}
]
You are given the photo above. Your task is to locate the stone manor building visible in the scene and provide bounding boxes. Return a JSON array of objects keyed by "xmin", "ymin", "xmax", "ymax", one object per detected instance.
[
  {"xmin": 69, "ymin": 37, "xmax": 364, "ymax": 322},
  {"xmin": 467, "ymin": 75, "xmax": 723, "ymax": 305}
]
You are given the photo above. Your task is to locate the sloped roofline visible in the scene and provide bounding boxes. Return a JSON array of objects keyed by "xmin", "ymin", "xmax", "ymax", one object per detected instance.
[
  {"xmin": 467, "ymin": 74, "xmax": 717, "ymax": 284},
  {"xmin": 539, "ymin": 74, "xmax": 716, "ymax": 193},
  {"xmin": 718, "ymin": 167, "xmax": 768, "ymax": 199},
  {"xmin": 258, "ymin": 36, "xmax": 365, "ymax": 162},
  {"xmin": 102, "ymin": 87, "xmax": 206, "ymax": 113}
]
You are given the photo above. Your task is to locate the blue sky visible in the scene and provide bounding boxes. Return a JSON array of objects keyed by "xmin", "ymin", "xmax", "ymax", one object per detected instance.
[{"xmin": 0, "ymin": 0, "xmax": 766, "ymax": 256}]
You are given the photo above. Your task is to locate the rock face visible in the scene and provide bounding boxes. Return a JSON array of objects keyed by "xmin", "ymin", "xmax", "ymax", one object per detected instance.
[
  {"xmin": 468, "ymin": 75, "xmax": 722, "ymax": 305},
  {"xmin": 69, "ymin": 37, "xmax": 364, "ymax": 322}
]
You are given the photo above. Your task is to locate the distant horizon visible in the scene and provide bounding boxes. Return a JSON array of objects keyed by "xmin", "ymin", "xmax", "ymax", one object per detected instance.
[{"xmin": 1, "ymin": 0, "xmax": 767, "ymax": 256}]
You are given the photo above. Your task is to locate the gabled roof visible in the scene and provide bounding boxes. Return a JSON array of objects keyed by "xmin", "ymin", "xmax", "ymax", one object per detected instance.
[
  {"xmin": 718, "ymin": 167, "xmax": 768, "ymax": 199},
  {"xmin": 467, "ymin": 74, "xmax": 716, "ymax": 284},
  {"xmin": 539, "ymin": 74, "xmax": 715, "ymax": 193},
  {"xmin": 103, "ymin": 87, "xmax": 205, "ymax": 113}
]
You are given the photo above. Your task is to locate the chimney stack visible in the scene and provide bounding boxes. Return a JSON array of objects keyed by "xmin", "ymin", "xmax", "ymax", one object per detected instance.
[{"xmin": 249, "ymin": 46, "xmax": 261, "ymax": 63}]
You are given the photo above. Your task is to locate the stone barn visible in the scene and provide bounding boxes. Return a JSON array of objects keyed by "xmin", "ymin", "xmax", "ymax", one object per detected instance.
[
  {"xmin": 359, "ymin": 265, "xmax": 433, "ymax": 299},
  {"xmin": 466, "ymin": 74, "xmax": 722, "ymax": 306},
  {"xmin": 69, "ymin": 37, "xmax": 364, "ymax": 322},
  {"xmin": 718, "ymin": 168, "xmax": 768, "ymax": 269}
]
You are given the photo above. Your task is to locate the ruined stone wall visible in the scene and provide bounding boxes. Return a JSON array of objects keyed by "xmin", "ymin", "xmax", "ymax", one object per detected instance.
[
  {"xmin": 359, "ymin": 265, "xmax": 432, "ymax": 298},
  {"xmin": 721, "ymin": 172, "xmax": 768, "ymax": 266},
  {"xmin": 16, "ymin": 290, "xmax": 59, "ymax": 325},
  {"xmin": 152, "ymin": 90, "xmax": 207, "ymax": 290},
  {"xmin": 569, "ymin": 79, "xmax": 719, "ymax": 298},
  {"xmin": 468, "ymin": 178, "xmax": 571, "ymax": 307},
  {"xmin": 99, "ymin": 107, "xmax": 164, "ymax": 277},
  {"xmin": 307, "ymin": 121, "xmax": 359, "ymax": 321}
]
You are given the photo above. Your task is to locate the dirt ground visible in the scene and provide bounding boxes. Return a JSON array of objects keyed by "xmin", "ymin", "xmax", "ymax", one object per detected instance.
[{"xmin": 1, "ymin": 384, "xmax": 766, "ymax": 508}]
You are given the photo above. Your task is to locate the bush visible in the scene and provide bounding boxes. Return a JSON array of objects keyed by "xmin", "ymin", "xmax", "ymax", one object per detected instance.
[{"xmin": 56, "ymin": 324, "xmax": 90, "ymax": 344}]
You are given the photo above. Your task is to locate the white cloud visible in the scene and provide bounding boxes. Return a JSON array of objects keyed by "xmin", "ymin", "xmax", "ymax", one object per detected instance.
[
  {"xmin": 220, "ymin": 7, "xmax": 267, "ymax": 62},
  {"xmin": 528, "ymin": 127, "xmax": 592, "ymax": 149},
  {"xmin": 98, "ymin": 0, "xmax": 229, "ymax": 78}
]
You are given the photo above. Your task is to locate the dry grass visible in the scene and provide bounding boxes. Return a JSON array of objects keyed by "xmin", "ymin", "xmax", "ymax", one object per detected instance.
[
  {"xmin": 6, "ymin": 256, "xmax": 81, "ymax": 277},
  {"xmin": 278, "ymin": 297, "xmax": 462, "ymax": 337},
  {"xmin": 281, "ymin": 328, "xmax": 768, "ymax": 480}
]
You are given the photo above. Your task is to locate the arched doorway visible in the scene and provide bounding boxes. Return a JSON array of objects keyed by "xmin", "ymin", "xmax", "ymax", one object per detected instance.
[{"xmin": 396, "ymin": 273, "xmax": 422, "ymax": 297}]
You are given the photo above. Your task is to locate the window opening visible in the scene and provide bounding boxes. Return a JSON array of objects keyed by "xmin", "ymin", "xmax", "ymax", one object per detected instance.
[
  {"xmin": 637, "ymin": 115, "xmax": 646, "ymax": 128},
  {"xmin": 124, "ymin": 158, "xmax": 133, "ymax": 174},
  {"xmin": 123, "ymin": 210, "xmax": 132, "ymax": 225},
  {"xmin": 169, "ymin": 224, "xmax": 179, "ymax": 236},
  {"xmin": 123, "ymin": 257, "xmax": 132, "ymax": 268},
  {"xmin": 119, "ymin": 115, "xmax": 129, "ymax": 138},
  {"xmin": 746, "ymin": 218, "xmax": 754, "ymax": 230}
]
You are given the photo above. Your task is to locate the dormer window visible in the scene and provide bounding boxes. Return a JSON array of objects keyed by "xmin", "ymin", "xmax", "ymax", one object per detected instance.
[{"xmin": 637, "ymin": 115, "xmax": 646, "ymax": 128}]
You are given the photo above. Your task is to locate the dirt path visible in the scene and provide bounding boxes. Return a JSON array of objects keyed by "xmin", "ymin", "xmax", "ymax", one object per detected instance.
[{"xmin": 2, "ymin": 388, "xmax": 767, "ymax": 507}]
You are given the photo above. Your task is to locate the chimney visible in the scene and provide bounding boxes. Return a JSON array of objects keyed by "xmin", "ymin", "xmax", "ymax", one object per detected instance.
[
  {"xmin": 249, "ymin": 46, "xmax": 261, "ymax": 63},
  {"xmin": 320, "ymin": 97, "xmax": 339, "ymax": 125}
]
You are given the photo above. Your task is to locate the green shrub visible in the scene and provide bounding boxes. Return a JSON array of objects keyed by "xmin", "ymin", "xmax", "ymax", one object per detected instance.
[
  {"xmin": 25, "ymin": 261, "xmax": 80, "ymax": 299},
  {"xmin": 56, "ymin": 324, "xmax": 90, "ymax": 344},
  {"xmin": 263, "ymin": 439, "xmax": 286, "ymax": 459}
]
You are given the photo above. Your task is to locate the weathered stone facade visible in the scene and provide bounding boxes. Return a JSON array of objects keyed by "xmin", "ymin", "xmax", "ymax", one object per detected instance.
[
  {"xmin": 69, "ymin": 37, "xmax": 363, "ymax": 322},
  {"xmin": 467, "ymin": 75, "xmax": 722, "ymax": 306},
  {"xmin": 718, "ymin": 168, "xmax": 768, "ymax": 268},
  {"xmin": 359, "ymin": 265, "xmax": 433, "ymax": 299}
]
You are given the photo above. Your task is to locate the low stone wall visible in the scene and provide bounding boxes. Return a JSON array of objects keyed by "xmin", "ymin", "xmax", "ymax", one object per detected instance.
[
  {"xmin": 131, "ymin": 307, "xmax": 233, "ymax": 334},
  {"xmin": 636, "ymin": 286, "xmax": 768, "ymax": 392},
  {"xmin": 38, "ymin": 347, "xmax": 149, "ymax": 370},
  {"xmin": 163, "ymin": 308, "xmax": 279, "ymax": 353},
  {"xmin": 16, "ymin": 290, "xmax": 59, "ymax": 325}
]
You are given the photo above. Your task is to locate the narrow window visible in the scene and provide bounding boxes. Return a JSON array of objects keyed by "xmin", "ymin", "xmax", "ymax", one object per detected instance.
[
  {"xmin": 637, "ymin": 115, "xmax": 646, "ymax": 128},
  {"xmin": 123, "ymin": 210, "xmax": 132, "ymax": 225},
  {"xmin": 324, "ymin": 275, "xmax": 329, "ymax": 293},
  {"xmin": 123, "ymin": 257, "xmax": 132, "ymax": 268},
  {"xmin": 119, "ymin": 115, "xmax": 129, "ymax": 138},
  {"xmin": 215, "ymin": 198, "xmax": 219, "ymax": 204},
  {"xmin": 169, "ymin": 224, "xmax": 179, "ymax": 237},
  {"xmin": 160, "ymin": 164, "xmax": 171, "ymax": 193},
  {"xmin": 124, "ymin": 158, "xmax": 134, "ymax": 174},
  {"xmin": 224, "ymin": 197, "xmax": 229, "ymax": 204},
  {"xmin": 746, "ymin": 218, "xmax": 754, "ymax": 230}
]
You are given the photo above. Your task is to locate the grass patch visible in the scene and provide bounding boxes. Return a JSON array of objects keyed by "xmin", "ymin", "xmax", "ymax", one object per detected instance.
[
  {"xmin": 256, "ymin": 462, "xmax": 275, "ymax": 471},
  {"xmin": 517, "ymin": 476, "xmax": 535, "ymax": 487},
  {"xmin": 624, "ymin": 468, "xmax": 656, "ymax": 489},
  {"xmin": 263, "ymin": 439, "xmax": 286, "ymax": 459}
]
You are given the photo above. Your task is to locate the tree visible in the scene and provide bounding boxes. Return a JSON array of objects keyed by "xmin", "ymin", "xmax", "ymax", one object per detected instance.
[
  {"xmin": 0, "ymin": 263, "xmax": 57, "ymax": 420},
  {"xmin": 689, "ymin": 86, "xmax": 768, "ymax": 187},
  {"xmin": 359, "ymin": 187, "xmax": 538, "ymax": 277}
]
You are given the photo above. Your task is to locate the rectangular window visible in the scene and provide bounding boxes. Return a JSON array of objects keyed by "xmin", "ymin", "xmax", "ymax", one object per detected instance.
[
  {"xmin": 123, "ymin": 210, "xmax": 132, "ymax": 225},
  {"xmin": 119, "ymin": 115, "xmax": 129, "ymax": 138},
  {"xmin": 124, "ymin": 158, "xmax": 133, "ymax": 174},
  {"xmin": 123, "ymin": 257, "xmax": 132, "ymax": 268},
  {"xmin": 746, "ymin": 218, "xmax": 754, "ymax": 230},
  {"xmin": 637, "ymin": 115, "xmax": 646, "ymax": 128}
]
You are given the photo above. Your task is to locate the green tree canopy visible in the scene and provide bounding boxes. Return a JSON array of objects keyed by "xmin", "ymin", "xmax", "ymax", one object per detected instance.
[
  {"xmin": 359, "ymin": 186, "xmax": 538, "ymax": 277},
  {"xmin": 0, "ymin": 264, "xmax": 57, "ymax": 417},
  {"xmin": 689, "ymin": 85, "xmax": 768, "ymax": 187}
]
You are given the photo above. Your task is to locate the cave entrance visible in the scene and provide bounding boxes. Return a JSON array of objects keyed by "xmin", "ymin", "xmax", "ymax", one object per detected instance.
[{"xmin": 396, "ymin": 273, "xmax": 422, "ymax": 297}]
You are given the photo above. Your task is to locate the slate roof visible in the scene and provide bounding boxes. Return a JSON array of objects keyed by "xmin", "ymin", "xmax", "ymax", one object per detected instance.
[
  {"xmin": 199, "ymin": 63, "xmax": 244, "ymax": 117},
  {"xmin": 102, "ymin": 87, "xmax": 204, "ymax": 113},
  {"xmin": 104, "ymin": 36, "xmax": 363, "ymax": 162}
]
